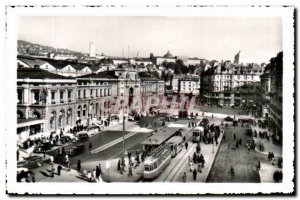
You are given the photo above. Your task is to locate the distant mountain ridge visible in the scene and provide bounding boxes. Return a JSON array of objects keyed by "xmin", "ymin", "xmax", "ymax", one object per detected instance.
[{"xmin": 17, "ymin": 40, "xmax": 84, "ymax": 56}]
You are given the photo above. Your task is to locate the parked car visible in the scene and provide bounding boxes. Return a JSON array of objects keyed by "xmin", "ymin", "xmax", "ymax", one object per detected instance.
[
  {"xmin": 77, "ymin": 132, "xmax": 89, "ymax": 142},
  {"xmin": 17, "ymin": 155, "xmax": 44, "ymax": 169},
  {"xmin": 233, "ymin": 120, "xmax": 238, "ymax": 126},
  {"xmin": 246, "ymin": 139, "xmax": 255, "ymax": 150},
  {"xmin": 17, "ymin": 167, "xmax": 34, "ymax": 182},
  {"xmin": 33, "ymin": 142, "xmax": 52, "ymax": 153},
  {"xmin": 67, "ymin": 144, "xmax": 86, "ymax": 156}
]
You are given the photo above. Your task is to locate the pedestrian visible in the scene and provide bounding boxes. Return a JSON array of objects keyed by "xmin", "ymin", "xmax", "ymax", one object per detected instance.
[
  {"xmin": 87, "ymin": 170, "xmax": 92, "ymax": 182},
  {"xmin": 76, "ymin": 160, "xmax": 81, "ymax": 172},
  {"xmin": 192, "ymin": 168, "xmax": 197, "ymax": 181},
  {"xmin": 182, "ymin": 172, "xmax": 187, "ymax": 183},
  {"xmin": 92, "ymin": 169, "xmax": 96, "ymax": 182},
  {"xmin": 236, "ymin": 140, "xmax": 239, "ymax": 149},
  {"xmin": 268, "ymin": 152, "xmax": 271, "ymax": 161},
  {"xmin": 57, "ymin": 165, "xmax": 62, "ymax": 176},
  {"xmin": 193, "ymin": 152, "xmax": 197, "ymax": 163},
  {"xmin": 89, "ymin": 142, "xmax": 92, "ymax": 149},
  {"xmin": 50, "ymin": 165, "xmax": 55, "ymax": 177},
  {"xmin": 196, "ymin": 143, "xmax": 201, "ymax": 154},
  {"xmin": 257, "ymin": 161, "xmax": 261, "ymax": 171},
  {"xmin": 128, "ymin": 165, "xmax": 133, "ymax": 176},
  {"xmin": 185, "ymin": 142, "xmax": 188, "ymax": 150},
  {"xmin": 229, "ymin": 166, "xmax": 235, "ymax": 176},
  {"xmin": 239, "ymin": 138, "xmax": 242, "ymax": 146},
  {"xmin": 183, "ymin": 136, "xmax": 186, "ymax": 142},
  {"xmin": 96, "ymin": 166, "xmax": 101, "ymax": 181},
  {"xmin": 233, "ymin": 133, "xmax": 236, "ymax": 140},
  {"xmin": 50, "ymin": 155, "xmax": 54, "ymax": 165},
  {"xmin": 67, "ymin": 161, "xmax": 71, "ymax": 171},
  {"xmin": 197, "ymin": 163, "xmax": 202, "ymax": 173},
  {"xmin": 17, "ymin": 150, "xmax": 19, "ymax": 161},
  {"xmin": 117, "ymin": 159, "xmax": 121, "ymax": 171},
  {"xmin": 31, "ymin": 174, "xmax": 35, "ymax": 183}
]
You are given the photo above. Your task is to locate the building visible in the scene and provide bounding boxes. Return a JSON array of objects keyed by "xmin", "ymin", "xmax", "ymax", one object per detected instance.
[
  {"xmin": 178, "ymin": 77, "xmax": 200, "ymax": 95},
  {"xmin": 258, "ymin": 52, "xmax": 282, "ymax": 143},
  {"xmin": 200, "ymin": 62, "xmax": 264, "ymax": 107},
  {"xmin": 17, "ymin": 68, "xmax": 77, "ymax": 144},
  {"xmin": 17, "ymin": 66, "xmax": 165, "ymax": 143},
  {"xmin": 155, "ymin": 50, "xmax": 176, "ymax": 65},
  {"xmin": 234, "ymin": 50, "xmax": 242, "ymax": 64},
  {"xmin": 89, "ymin": 42, "xmax": 96, "ymax": 57}
]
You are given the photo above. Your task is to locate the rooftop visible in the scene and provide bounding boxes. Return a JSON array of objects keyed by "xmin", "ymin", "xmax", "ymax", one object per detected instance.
[{"xmin": 17, "ymin": 68, "xmax": 75, "ymax": 80}]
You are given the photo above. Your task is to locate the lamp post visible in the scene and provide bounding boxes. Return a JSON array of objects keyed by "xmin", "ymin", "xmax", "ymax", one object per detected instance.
[{"xmin": 212, "ymin": 131, "xmax": 215, "ymax": 153}]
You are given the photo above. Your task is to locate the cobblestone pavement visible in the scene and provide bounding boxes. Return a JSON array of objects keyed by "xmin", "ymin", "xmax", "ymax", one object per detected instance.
[{"xmin": 207, "ymin": 125, "xmax": 266, "ymax": 182}]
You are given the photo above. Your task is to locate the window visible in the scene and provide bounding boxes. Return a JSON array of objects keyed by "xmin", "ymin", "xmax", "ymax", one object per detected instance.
[
  {"xmin": 78, "ymin": 90, "xmax": 81, "ymax": 98},
  {"xmin": 83, "ymin": 90, "xmax": 86, "ymax": 98},
  {"xmin": 51, "ymin": 91, "xmax": 55, "ymax": 101}
]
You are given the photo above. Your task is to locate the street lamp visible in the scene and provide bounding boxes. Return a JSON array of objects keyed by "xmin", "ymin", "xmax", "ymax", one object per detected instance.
[{"xmin": 212, "ymin": 131, "xmax": 215, "ymax": 153}]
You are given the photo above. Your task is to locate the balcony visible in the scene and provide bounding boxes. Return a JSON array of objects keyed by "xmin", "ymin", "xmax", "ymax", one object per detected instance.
[{"xmin": 60, "ymin": 99, "xmax": 64, "ymax": 103}]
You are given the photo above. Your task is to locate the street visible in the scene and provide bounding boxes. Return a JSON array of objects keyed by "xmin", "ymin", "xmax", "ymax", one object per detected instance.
[{"xmin": 207, "ymin": 125, "xmax": 265, "ymax": 182}]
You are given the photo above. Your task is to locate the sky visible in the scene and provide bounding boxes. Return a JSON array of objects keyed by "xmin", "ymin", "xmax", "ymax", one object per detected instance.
[{"xmin": 18, "ymin": 16, "xmax": 282, "ymax": 64}]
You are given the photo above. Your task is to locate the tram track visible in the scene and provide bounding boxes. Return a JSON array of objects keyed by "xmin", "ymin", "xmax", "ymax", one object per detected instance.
[{"xmin": 161, "ymin": 127, "xmax": 196, "ymax": 182}]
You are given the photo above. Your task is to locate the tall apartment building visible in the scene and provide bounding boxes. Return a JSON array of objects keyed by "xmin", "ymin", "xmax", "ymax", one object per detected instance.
[{"xmin": 200, "ymin": 62, "xmax": 264, "ymax": 107}]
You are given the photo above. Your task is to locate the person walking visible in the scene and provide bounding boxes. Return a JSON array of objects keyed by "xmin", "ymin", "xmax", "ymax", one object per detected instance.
[
  {"xmin": 192, "ymin": 168, "xmax": 197, "ymax": 181},
  {"xmin": 233, "ymin": 133, "xmax": 236, "ymax": 140},
  {"xmin": 96, "ymin": 166, "xmax": 101, "ymax": 182},
  {"xmin": 77, "ymin": 160, "xmax": 81, "ymax": 172},
  {"xmin": 230, "ymin": 166, "xmax": 235, "ymax": 176},
  {"xmin": 182, "ymin": 172, "xmax": 187, "ymax": 183},
  {"xmin": 87, "ymin": 170, "xmax": 92, "ymax": 182},
  {"xmin": 67, "ymin": 161, "xmax": 71, "ymax": 171},
  {"xmin": 117, "ymin": 159, "xmax": 121, "ymax": 171},
  {"xmin": 185, "ymin": 142, "xmax": 188, "ymax": 150},
  {"xmin": 89, "ymin": 142, "xmax": 92, "ymax": 150},
  {"xmin": 31, "ymin": 174, "xmax": 35, "ymax": 183},
  {"xmin": 50, "ymin": 165, "xmax": 55, "ymax": 178},
  {"xmin": 257, "ymin": 161, "xmax": 261, "ymax": 171},
  {"xmin": 57, "ymin": 165, "xmax": 62, "ymax": 176},
  {"xmin": 196, "ymin": 143, "xmax": 201, "ymax": 154},
  {"xmin": 128, "ymin": 165, "xmax": 133, "ymax": 176}
]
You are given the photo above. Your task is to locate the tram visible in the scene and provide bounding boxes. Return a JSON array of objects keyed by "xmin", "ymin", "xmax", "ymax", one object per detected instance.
[
  {"xmin": 192, "ymin": 126, "xmax": 204, "ymax": 143},
  {"xmin": 167, "ymin": 136, "xmax": 183, "ymax": 157},
  {"xmin": 143, "ymin": 143, "xmax": 172, "ymax": 180}
]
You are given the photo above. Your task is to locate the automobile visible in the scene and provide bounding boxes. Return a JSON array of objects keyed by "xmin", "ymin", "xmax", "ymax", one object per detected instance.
[
  {"xmin": 128, "ymin": 115, "xmax": 135, "ymax": 121},
  {"xmin": 67, "ymin": 144, "xmax": 86, "ymax": 156},
  {"xmin": 33, "ymin": 142, "xmax": 52, "ymax": 153},
  {"xmin": 246, "ymin": 139, "xmax": 255, "ymax": 150},
  {"xmin": 17, "ymin": 155, "xmax": 44, "ymax": 169},
  {"xmin": 233, "ymin": 120, "xmax": 238, "ymax": 126},
  {"xmin": 224, "ymin": 116, "xmax": 234, "ymax": 122},
  {"xmin": 77, "ymin": 131, "xmax": 89, "ymax": 142},
  {"xmin": 17, "ymin": 167, "xmax": 34, "ymax": 182},
  {"xmin": 246, "ymin": 129, "xmax": 253, "ymax": 136}
]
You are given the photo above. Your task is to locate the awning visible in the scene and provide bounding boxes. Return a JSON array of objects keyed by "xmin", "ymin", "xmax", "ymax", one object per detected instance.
[{"xmin": 17, "ymin": 119, "xmax": 45, "ymax": 128}]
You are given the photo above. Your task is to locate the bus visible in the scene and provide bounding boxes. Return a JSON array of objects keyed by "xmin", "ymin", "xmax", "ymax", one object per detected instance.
[
  {"xmin": 192, "ymin": 126, "xmax": 204, "ymax": 143},
  {"xmin": 143, "ymin": 143, "xmax": 172, "ymax": 180},
  {"xmin": 167, "ymin": 136, "xmax": 183, "ymax": 158}
]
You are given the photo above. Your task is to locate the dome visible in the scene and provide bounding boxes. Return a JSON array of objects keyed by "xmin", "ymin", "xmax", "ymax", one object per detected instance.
[{"xmin": 164, "ymin": 50, "xmax": 173, "ymax": 58}]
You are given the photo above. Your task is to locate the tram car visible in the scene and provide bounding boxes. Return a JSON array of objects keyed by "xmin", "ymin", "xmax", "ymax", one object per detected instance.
[
  {"xmin": 192, "ymin": 126, "xmax": 204, "ymax": 143},
  {"xmin": 167, "ymin": 136, "xmax": 183, "ymax": 157},
  {"xmin": 143, "ymin": 143, "xmax": 172, "ymax": 180}
]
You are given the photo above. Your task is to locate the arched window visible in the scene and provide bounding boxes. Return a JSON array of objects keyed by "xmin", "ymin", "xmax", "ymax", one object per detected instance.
[
  {"xmin": 32, "ymin": 111, "xmax": 41, "ymax": 119},
  {"xmin": 58, "ymin": 110, "xmax": 65, "ymax": 127},
  {"xmin": 67, "ymin": 109, "xmax": 72, "ymax": 124},
  {"xmin": 83, "ymin": 105, "xmax": 87, "ymax": 117},
  {"xmin": 17, "ymin": 110, "xmax": 24, "ymax": 119},
  {"xmin": 77, "ymin": 105, "xmax": 82, "ymax": 118},
  {"xmin": 50, "ymin": 111, "xmax": 57, "ymax": 129}
]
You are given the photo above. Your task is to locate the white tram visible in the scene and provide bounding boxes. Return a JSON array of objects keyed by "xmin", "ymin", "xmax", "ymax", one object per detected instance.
[
  {"xmin": 192, "ymin": 126, "xmax": 204, "ymax": 143},
  {"xmin": 166, "ymin": 136, "xmax": 183, "ymax": 157},
  {"xmin": 143, "ymin": 143, "xmax": 172, "ymax": 180}
]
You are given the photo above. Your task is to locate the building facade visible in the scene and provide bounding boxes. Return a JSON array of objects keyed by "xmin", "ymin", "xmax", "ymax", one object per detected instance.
[
  {"xmin": 17, "ymin": 67, "xmax": 165, "ymax": 143},
  {"xmin": 178, "ymin": 77, "xmax": 200, "ymax": 95},
  {"xmin": 200, "ymin": 63, "xmax": 263, "ymax": 107}
]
